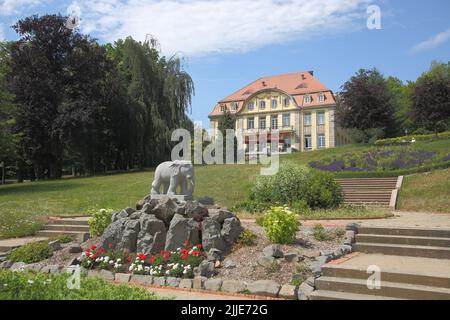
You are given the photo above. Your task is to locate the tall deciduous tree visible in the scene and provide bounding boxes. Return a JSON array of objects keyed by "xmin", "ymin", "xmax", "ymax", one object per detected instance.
[
  {"xmin": 337, "ymin": 68, "xmax": 397, "ymax": 140},
  {"xmin": 411, "ymin": 61, "xmax": 450, "ymax": 134}
]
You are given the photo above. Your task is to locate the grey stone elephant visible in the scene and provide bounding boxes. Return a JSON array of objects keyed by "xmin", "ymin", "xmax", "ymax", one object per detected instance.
[{"xmin": 151, "ymin": 160, "xmax": 195, "ymax": 199}]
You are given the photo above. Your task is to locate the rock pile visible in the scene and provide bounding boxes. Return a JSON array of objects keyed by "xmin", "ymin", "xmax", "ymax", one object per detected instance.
[{"xmin": 99, "ymin": 196, "xmax": 243, "ymax": 255}]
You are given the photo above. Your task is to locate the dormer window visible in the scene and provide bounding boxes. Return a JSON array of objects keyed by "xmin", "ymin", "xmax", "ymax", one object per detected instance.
[
  {"xmin": 259, "ymin": 101, "xmax": 266, "ymax": 110},
  {"xmin": 231, "ymin": 102, "xmax": 237, "ymax": 112},
  {"xmin": 283, "ymin": 97, "xmax": 290, "ymax": 107},
  {"xmin": 303, "ymin": 95, "xmax": 312, "ymax": 104},
  {"xmin": 248, "ymin": 101, "xmax": 254, "ymax": 111},
  {"xmin": 220, "ymin": 105, "xmax": 226, "ymax": 113},
  {"xmin": 271, "ymin": 99, "xmax": 278, "ymax": 109},
  {"xmin": 318, "ymin": 93, "xmax": 325, "ymax": 103}
]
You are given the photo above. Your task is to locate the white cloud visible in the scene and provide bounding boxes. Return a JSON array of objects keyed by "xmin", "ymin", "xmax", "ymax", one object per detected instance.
[
  {"xmin": 410, "ymin": 28, "xmax": 450, "ymax": 53},
  {"xmin": 0, "ymin": 0, "xmax": 45, "ymax": 16},
  {"xmin": 0, "ymin": 23, "xmax": 4, "ymax": 40},
  {"xmin": 70, "ymin": 0, "xmax": 371, "ymax": 57}
]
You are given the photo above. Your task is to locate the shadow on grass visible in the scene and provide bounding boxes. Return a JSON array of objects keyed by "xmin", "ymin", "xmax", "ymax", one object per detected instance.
[{"xmin": 0, "ymin": 182, "xmax": 84, "ymax": 196}]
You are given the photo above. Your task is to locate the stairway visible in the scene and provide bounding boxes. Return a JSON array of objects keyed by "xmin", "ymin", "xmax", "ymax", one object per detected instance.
[
  {"xmin": 35, "ymin": 217, "xmax": 90, "ymax": 242},
  {"xmin": 310, "ymin": 226, "xmax": 450, "ymax": 300},
  {"xmin": 0, "ymin": 217, "xmax": 89, "ymax": 258},
  {"xmin": 336, "ymin": 177, "xmax": 401, "ymax": 208}
]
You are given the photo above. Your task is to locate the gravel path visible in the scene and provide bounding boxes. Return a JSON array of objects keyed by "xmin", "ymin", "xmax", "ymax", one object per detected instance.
[{"xmin": 214, "ymin": 221, "xmax": 344, "ymax": 284}]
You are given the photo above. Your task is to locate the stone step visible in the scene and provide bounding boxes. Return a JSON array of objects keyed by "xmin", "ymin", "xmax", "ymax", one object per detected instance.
[
  {"xmin": 354, "ymin": 242, "xmax": 450, "ymax": 259},
  {"xmin": 48, "ymin": 218, "xmax": 89, "ymax": 226},
  {"xmin": 321, "ymin": 265, "xmax": 450, "ymax": 289},
  {"xmin": 315, "ymin": 276, "xmax": 450, "ymax": 300},
  {"xmin": 356, "ymin": 234, "xmax": 450, "ymax": 247},
  {"xmin": 45, "ymin": 224, "xmax": 90, "ymax": 232},
  {"xmin": 0, "ymin": 251, "xmax": 8, "ymax": 258},
  {"xmin": 35, "ymin": 230, "xmax": 89, "ymax": 241},
  {"xmin": 309, "ymin": 290, "xmax": 404, "ymax": 300},
  {"xmin": 358, "ymin": 227, "xmax": 450, "ymax": 238}
]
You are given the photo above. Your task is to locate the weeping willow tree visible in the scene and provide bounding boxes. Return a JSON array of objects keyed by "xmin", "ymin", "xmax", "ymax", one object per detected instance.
[{"xmin": 106, "ymin": 36, "xmax": 194, "ymax": 168}]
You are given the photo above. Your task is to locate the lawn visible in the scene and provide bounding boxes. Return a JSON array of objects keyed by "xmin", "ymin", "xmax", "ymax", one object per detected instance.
[
  {"xmin": 0, "ymin": 270, "xmax": 170, "ymax": 300},
  {"xmin": 0, "ymin": 139, "xmax": 448, "ymax": 238},
  {"xmin": 397, "ymin": 168, "xmax": 450, "ymax": 213}
]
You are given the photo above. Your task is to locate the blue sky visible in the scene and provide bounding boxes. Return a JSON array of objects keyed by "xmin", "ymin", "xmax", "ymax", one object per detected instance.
[{"xmin": 1, "ymin": 0, "xmax": 449, "ymax": 128}]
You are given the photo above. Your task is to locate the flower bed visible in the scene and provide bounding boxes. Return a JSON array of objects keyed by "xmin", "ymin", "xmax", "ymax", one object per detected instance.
[
  {"xmin": 80, "ymin": 241, "xmax": 204, "ymax": 279},
  {"xmin": 309, "ymin": 147, "xmax": 449, "ymax": 173}
]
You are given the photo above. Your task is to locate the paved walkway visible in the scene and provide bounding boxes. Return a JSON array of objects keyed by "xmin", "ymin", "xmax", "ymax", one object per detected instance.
[{"xmin": 145, "ymin": 287, "xmax": 264, "ymax": 300}]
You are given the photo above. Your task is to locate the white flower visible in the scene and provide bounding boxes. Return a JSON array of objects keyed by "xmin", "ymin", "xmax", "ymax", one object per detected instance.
[
  {"xmin": 137, "ymin": 264, "xmax": 143, "ymax": 271},
  {"xmin": 129, "ymin": 265, "xmax": 134, "ymax": 272},
  {"xmin": 165, "ymin": 270, "xmax": 170, "ymax": 275},
  {"xmin": 27, "ymin": 280, "xmax": 34, "ymax": 284},
  {"xmin": 116, "ymin": 258, "xmax": 121, "ymax": 263},
  {"xmin": 183, "ymin": 269, "xmax": 187, "ymax": 274}
]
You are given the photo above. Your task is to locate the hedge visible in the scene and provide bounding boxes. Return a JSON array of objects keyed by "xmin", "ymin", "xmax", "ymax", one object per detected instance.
[
  {"xmin": 334, "ymin": 160, "xmax": 450, "ymax": 178},
  {"xmin": 374, "ymin": 131, "xmax": 450, "ymax": 146}
]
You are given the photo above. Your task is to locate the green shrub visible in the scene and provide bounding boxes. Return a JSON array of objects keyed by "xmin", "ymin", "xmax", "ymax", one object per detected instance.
[
  {"xmin": 305, "ymin": 170, "xmax": 343, "ymax": 209},
  {"xmin": 88, "ymin": 208, "xmax": 113, "ymax": 237},
  {"xmin": 7, "ymin": 241, "xmax": 53, "ymax": 263},
  {"xmin": 260, "ymin": 207, "xmax": 300, "ymax": 244},
  {"xmin": 0, "ymin": 270, "xmax": 165, "ymax": 300},
  {"xmin": 250, "ymin": 163, "xmax": 309, "ymax": 205},
  {"xmin": 374, "ymin": 130, "xmax": 450, "ymax": 146},
  {"xmin": 232, "ymin": 199, "xmax": 270, "ymax": 214},
  {"xmin": 49, "ymin": 234, "xmax": 73, "ymax": 244},
  {"xmin": 291, "ymin": 263, "xmax": 310, "ymax": 286},
  {"xmin": 291, "ymin": 200, "xmax": 311, "ymax": 214},
  {"xmin": 312, "ymin": 224, "xmax": 345, "ymax": 242},
  {"xmin": 238, "ymin": 229, "xmax": 257, "ymax": 246}
]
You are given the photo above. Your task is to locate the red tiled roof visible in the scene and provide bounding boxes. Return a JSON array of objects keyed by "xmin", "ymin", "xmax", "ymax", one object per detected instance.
[{"xmin": 209, "ymin": 71, "xmax": 336, "ymax": 117}]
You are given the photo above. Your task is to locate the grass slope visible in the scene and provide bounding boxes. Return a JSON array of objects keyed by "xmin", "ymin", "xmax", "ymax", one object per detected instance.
[
  {"xmin": 0, "ymin": 139, "xmax": 448, "ymax": 238},
  {"xmin": 397, "ymin": 168, "xmax": 450, "ymax": 213}
]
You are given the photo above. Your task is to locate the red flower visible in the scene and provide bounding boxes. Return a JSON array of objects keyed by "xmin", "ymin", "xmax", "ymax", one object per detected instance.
[
  {"xmin": 97, "ymin": 249, "xmax": 103, "ymax": 254},
  {"xmin": 150, "ymin": 256, "xmax": 155, "ymax": 264},
  {"xmin": 108, "ymin": 243, "xmax": 113, "ymax": 248},
  {"xmin": 197, "ymin": 244, "xmax": 202, "ymax": 249},
  {"xmin": 92, "ymin": 254, "xmax": 98, "ymax": 259},
  {"xmin": 160, "ymin": 250, "xmax": 166, "ymax": 255},
  {"xmin": 91, "ymin": 245, "xmax": 97, "ymax": 250},
  {"xmin": 184, "ymin": 240, "xmax": 189, "ymax": 246},
  {"xmin": 127, "ymin": 256, "xmax": 132, "ymax": 262},
  {"xmin": 181, "ymin": 254, "xmax": 188, "ymax": 260},
  {"xmin": 137, "ymin": 253, "xmax": 147, "ymax": 260}
]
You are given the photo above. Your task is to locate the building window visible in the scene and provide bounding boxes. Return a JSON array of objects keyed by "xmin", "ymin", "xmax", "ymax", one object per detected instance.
[
  {"xmin": 317, "ymin": 112, "xmax": 325, "ymax": 126},
  {"xmin": 271, "ymin": 115, "xmax": 278, "ymax": 130},
  {"xmin": 248, "ymin": 101, "xmax": 254, "ymax": 111},
  {"xmin": 318, "ymin": 134, "xmax": 326, "ymax": 148},
  {"xmin": 283, "ymin": 97, "xmax": 290, "ymax": 107},
  {"xmin": 284, "ymin": 136, "xmax": 291, "ymax": 148},
  {"xmin": 259, "ymin": 100, "xmax": 266, "ymax": 109},
  {"xmin": 304, "ymin": 95, "xmax": 311, "ymax": 104},
  {"xmin": 220, "ymin": 105, "xmax": 226, "ymax": 113},
  {"xmin": 231, "ymin": 102, "xmax": 237, "ymax": 112},
  {"xmin": 318, "ymin": 93, "xmax": 325, "ymax": 103},
  {"xmin": 282, "ymin": 113, "xmax": 290, "ymax": 127},
  {"xmin": 259, "ymin": 117, "xmax": 266, "ymax": 129},
  {"xmin": 304, "ymin": 113, "xmax": 311, "ymax": 126},
  {"xmin": 305, "ymin": 135, "xmax": 312, "ymax": 150},
  {"xmin": 271, "ymin": 99, "xmax": 278, "ymax": 109},
  {"xmin": 247, "ymin": 117, "xmax": 255, "ymax": 129}
]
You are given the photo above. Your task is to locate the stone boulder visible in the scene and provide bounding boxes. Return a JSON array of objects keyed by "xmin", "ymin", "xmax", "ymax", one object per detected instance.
[
  {"xmin": 201, "ymin": 217, "xmax": 226, "ymax": 252},
  {"xmin": 152, "ymin": 196, "xmax": 180, "ymax": 226},
  {"xmin": 221, "ymin": 217, "xmax": 242, "ymax": 244},
  {"xmin": 165, "ymin": 214, "xmax": 190, "ymax": 251},
  {"xmin": 137, "ymin": 214, "xmax": 166, "ymax": 254},
  {"xmin": 247, "ymin": 280, "xmax": 281, "ymax": 297}
]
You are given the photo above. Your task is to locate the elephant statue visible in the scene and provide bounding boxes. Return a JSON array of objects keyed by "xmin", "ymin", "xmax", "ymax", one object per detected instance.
[{"xmin": 151, "ymin": 160, "xmax": 195, "ymax": 200}]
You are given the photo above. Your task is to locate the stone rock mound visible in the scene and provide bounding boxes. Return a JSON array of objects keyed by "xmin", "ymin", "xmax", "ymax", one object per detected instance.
[{"xmin": 99, "ymin": 195, "xmax": 242, "ymax": 254}]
